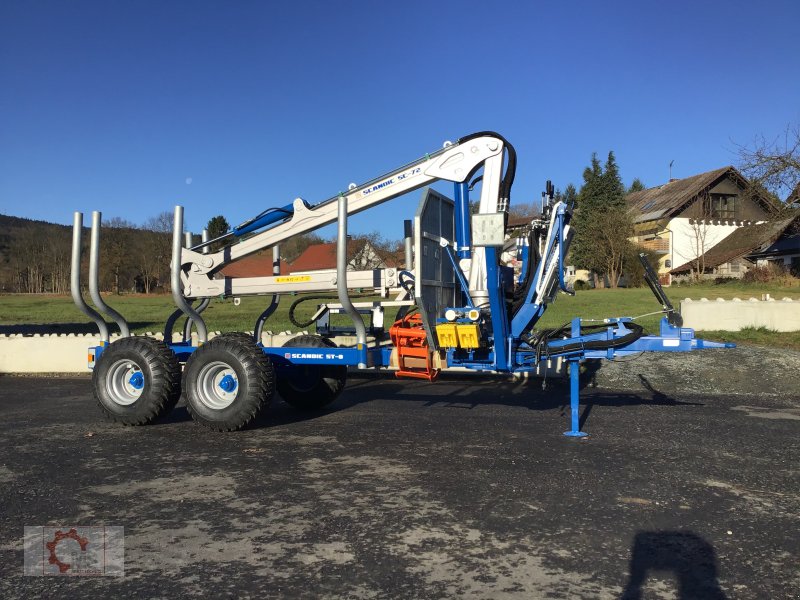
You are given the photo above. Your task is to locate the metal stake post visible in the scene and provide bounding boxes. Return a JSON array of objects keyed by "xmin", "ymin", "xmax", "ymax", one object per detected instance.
[
  {"xmin": 403, "ymin": 220, "xmax": 413, "ymax": 274},
  {"xmin": 89, "ymin": 211, "xmax": 130, "ymax": 337},
  {"xmin": 337, "ymin": 195, "xmax": 367, "ymax": 368},
  {"xmin": 171, "ymin": 206, "xmax": 208, "ymax": 344},
  {"xmin": 254, "ymin": 244, "xmax": 281, "ymax": 342},
  {"xmin": 564, "ymin": 318, "xmax": 589, "ymax": 438},
  {"xmin": 71, "ymin": 212, "xmax": 110, "ymax": 343}
]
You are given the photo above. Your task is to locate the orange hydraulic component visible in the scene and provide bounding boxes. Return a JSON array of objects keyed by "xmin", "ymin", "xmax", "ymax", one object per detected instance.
[{"xmin": 389, "ymin": 312, "xmax": 440, "ymax": 381}]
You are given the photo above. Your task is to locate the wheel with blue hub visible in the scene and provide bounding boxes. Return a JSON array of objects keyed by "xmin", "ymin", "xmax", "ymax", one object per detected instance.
[
  {"xmin": 276, "ymin": 335, "xmax": 347, "ymax": 411},
  {"xmin": 93, "ymin": 336, "xmax": 181, "ymax": 425},
  {"xmin": 183, "ymin": 334, "xmax": 274, "ymax": 431}
]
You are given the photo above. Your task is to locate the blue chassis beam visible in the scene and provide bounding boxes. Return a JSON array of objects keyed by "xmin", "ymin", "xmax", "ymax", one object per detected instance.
[
  {"xmin": 87, "ymin": 316, "xmax": 732, "ymax": 438},
  {"xmin": 91, "ymin": 342, "xmax": 385, "ymax": 369},
  {"xmin": 445, "ymin": 317, "xmax": 733, "ymax": 437}
]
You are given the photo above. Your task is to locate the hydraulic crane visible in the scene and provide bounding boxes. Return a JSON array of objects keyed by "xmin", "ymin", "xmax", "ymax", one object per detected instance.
[{"xmin": 71, "ymin": 132, "xmax": 733, "ymax": 435}]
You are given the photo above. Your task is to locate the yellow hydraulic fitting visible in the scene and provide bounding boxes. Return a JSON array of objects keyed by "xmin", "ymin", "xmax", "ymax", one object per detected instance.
[
  {"xmin": 435, "ymin": 323, "xmax": 459, "ymax": 348},
  {"xmin": 455, "ymin": 323, "xmax": 481, "ymax": 348}
]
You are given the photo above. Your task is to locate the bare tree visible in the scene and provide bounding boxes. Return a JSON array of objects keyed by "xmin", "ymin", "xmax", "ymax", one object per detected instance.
[
  {"xmin": 48, "ymin": 229, "xmax": 71, "ymax": 294},
  {"xmin": 508, "ymin": 200, "xmax": 540, "ymax": 222},
  {"xmin": 688, "ymin": 218, "xmax": 711, "ymax": 281},
  {"xmin": 141, "ymin": 211, "xmax": 174, "ymax": 292},
  {"xmin": 673, "ymin": 191, "xmax": 714, "ymax": 281},
  {"xmin": 589, "ymin": 206, "xmax": 631, "ymax": 288},
  {"xmin": 102, "ymin": 217, "xmax": 137, "ymax": 293},
  {"xmin": 17, "ymin": 225, "xmax": 48, "ymax": 292},
  {"xmin": 737, "ymin": 123, "xmax": 800, "ymax": 202},
  {"xmin": 347, "ymin": 232, "xmax": 395, "ymax": 270}
]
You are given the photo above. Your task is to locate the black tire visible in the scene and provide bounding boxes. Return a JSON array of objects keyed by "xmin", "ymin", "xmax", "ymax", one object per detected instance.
[
  {"xmin": 183, "ymin": 335, "xmax": 274, "ymax": 431},
  {"xmin": 277, "ymin": 335, "xmax": 347, "ymax": 411},
  {"xmin": 213, "ymin": 331, "xmax": 257, "ymax": 343},
  {"xmin": 92, "ymin": 336, "xmax": 181, "ymax": 426}
]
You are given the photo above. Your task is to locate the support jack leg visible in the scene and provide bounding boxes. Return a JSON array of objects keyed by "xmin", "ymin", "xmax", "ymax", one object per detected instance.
[{"xmin": 564, "ymin": 358, "xmax": 588, "ymax": 438}]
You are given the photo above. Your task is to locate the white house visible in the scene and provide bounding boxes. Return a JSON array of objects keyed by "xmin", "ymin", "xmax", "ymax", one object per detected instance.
[{"xmin": 627, "ymin": 166, "xmax": 777, "ymax": 284}]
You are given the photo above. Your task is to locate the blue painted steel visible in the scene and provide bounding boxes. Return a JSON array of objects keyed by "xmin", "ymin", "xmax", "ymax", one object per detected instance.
[
  {"xmin": 265, "ymin": 346, "xmax": 357, "ymax": 365},
  {"xmin": 218, "ymin": 374, "xmax": 237, "ymax": 393},
  {"xmin": 556, "ymin": 208, "xmax": 573, "ymax": 295},
  {"xmin": 453, "ymin": 182, "xmax": 471, "ymax": 258},
  {"xmin": 129, "ymin": 371, "xmax": 144, "ymax": 390},
  {"xmin": 564, "ymin": 318, "xmax": 588, "ymax": 437},
  {"xmin": 484, "ymin": 246, "xmax": 510, "ymax": 371},
  {"xmin": 443, "ymin": 245, "xmax": 475, "ymax": 308},
  {"xmin": 564, "ymin": 358, "xmax": 588, "ymax": 437},
  {"xmin": 233, "ymin": 202, "xmax": 300, "ymax": 236},
  {"xmin": 453, "ymin": 183, "xmax": 463, "ymax": 256},
  {"xmin": 380, "ymin": 345, "xmax": 393, "ymax": 366},
  {"xmin": 448, "ymin": 314, "xmax": 734, "ymax": 377},
  {"xmin": 156, "ymin": 342, "xmax": 388, "ymax": 368},
  {"xmin": 517, "ymin": 242, "xmax": 529, "ymax": 285},
  {"xmin": 264, "ymin": 345, "xmax": 383, "ymax": 367},
  {"xmin": 510, "ymin": 204, "xmax": 568, "ymax": 338}
]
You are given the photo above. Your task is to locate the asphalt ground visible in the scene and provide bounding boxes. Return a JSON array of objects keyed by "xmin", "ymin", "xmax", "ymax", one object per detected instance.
[{"xmin": 0, "ymin": 369, "xmax": 798, "ymax": 599}]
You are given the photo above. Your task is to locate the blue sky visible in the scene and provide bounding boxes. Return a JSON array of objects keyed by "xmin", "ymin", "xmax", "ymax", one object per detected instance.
[{"xmin": 1, "ymin": 0, "xmax": 798, "ymax": 239}]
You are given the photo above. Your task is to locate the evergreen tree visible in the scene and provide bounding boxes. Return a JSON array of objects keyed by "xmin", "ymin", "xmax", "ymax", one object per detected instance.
[
  {"xmin": 601, "ymin": 151, "xmax": 626, "ymax": 208},
  {"xmin": 628, "ymin": 178, "xmax": 646, "ymax": 194},
  {"xmin": 206, "ymin": 215, "xmax": 230, "ymax": 252},
  {"xmin": 570, "ymin": 151, "xmax": 633, "ymax": 288},
  {"xmin": 206, "ymin": 215, "xmax": 230, "ymax": 240},
  {"xmin": 563, "ymin": 183, "xmax": 577, "ymax": 208},
  {"xmin": 570, "ymin": 153, "xmax": 604, "ymax": 276}
]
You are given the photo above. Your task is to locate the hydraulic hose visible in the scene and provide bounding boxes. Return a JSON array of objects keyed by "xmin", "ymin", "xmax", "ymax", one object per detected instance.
[
  {"xmin": 540, "ymin": 322, "xmax": 644, "ymax": 358},
  {"xmin": 288, "ymin": 295, "xmax": 337, "ymax": 328},
  {"xmin": 288, "ymin": 293, "xmax": 371, "ymax": 328},
  {"xmin": 457, "ymin": 131, "xmax": 517, "ymax": 209}
]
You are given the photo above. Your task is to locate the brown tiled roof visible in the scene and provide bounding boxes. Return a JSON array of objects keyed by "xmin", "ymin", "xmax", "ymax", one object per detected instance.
[
  {"xmin": 671, "ymin": 213, "xmax": 800, "ymax": 273},
  {"xmin": 382, "ymin": 249, "xmax": 406, "ymax": 269},
  {"xmin": 287, "ymin": 242, "xmax": 338, "ymax": 273},
  {"xmin": 221, "ymin": 240, "xmax": 398, "ymax": 278},
  {"xmin": 219, "ymin": 251, "xmax": 286, "ymax": 278},
  {"xmin": 507, "ymin": 214, "xmax": 534, "ymax": 229},
  {"xmin": 285, "ymin": 240, "xmax": 395, "ymax": 273},
  {"xmin": 626, "ymin": 166, "xmax": 774, "ymax": 221}
]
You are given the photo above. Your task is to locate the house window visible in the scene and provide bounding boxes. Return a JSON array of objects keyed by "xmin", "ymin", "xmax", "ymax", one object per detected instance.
[{"xmin": 710, "ymin": 194, "xmax": 737, "ymax": 219}]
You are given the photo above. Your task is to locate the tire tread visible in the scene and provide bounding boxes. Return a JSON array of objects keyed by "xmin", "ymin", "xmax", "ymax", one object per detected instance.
[
  {"xmin": 183, "ymin": 335, "xmax": 274, "ymax": 431},
  {"xmin": 93, "ymin": 336, "xmax": 181, "ymax": 426}
]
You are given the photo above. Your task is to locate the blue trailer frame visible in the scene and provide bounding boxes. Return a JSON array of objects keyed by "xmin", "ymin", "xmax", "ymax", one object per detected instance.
[{"xmin": 73, "ymin": 132, "xmax": 734, "ymax": 436}]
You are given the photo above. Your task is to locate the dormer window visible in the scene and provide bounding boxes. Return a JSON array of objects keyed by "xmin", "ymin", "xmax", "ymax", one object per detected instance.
[{"xmin": 710, "ymin": 194, "xmax": 737, "ymax": 219}]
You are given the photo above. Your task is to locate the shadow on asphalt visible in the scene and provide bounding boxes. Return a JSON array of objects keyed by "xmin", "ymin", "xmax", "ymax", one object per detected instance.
[
  {"xmin": 621, "ymin": 531, "xmax": 727, "ymax": 599},
  {"xmin": 146, "ymin": 369, "xmax": 705, "ymax": 432}
]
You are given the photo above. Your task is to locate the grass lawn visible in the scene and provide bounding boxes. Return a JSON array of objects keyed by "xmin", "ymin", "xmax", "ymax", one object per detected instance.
[{"xmin": 1, "ymin": 280, "xmax": 798, "ymax": 350}]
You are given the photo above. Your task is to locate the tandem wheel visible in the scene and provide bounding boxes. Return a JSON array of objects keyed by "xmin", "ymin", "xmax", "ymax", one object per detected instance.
[
  {"xmin": 92, "ymin": 336, "xmax": 182, "ymax": 425},
  {"xmin": 277, "ymin": 335, "xmax": 348, "ymax": 411},
  {"xmin": 183, "ymin": 333, "xmax": 274, "ymax": 431}
]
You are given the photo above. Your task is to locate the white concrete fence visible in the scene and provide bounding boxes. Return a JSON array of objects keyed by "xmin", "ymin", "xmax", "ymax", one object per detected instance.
[
  {"xmin": 3, "ymin": 297, "xmax": 797, "ymax": 373},
  {"xmin": 0, "ymin": 331, "xmax": 565, "ymax": 376},
  {"xmin": 0, "ymin": 331, "xmax": 299, "ymax": 374},
  {"xmin": 680, "ymin": 297, "xmax": 800, "ymax": 332}
]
